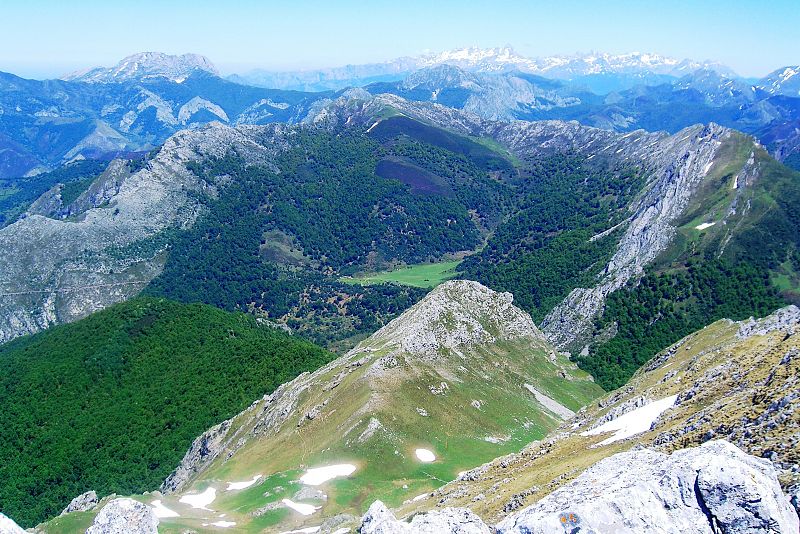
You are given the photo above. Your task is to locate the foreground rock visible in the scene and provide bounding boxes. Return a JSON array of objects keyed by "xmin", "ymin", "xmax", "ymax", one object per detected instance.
[
  {"xmin": 60, "ymin": 489, "xmax": 99, "ymax": 515},
  {"xmin": 496, "ymin": 440, "xmax": 798, "ymax": 534},
  {"xmin": 85, "ymin": 498, "xmax": 158, "ymax": 534},
  {"xmin": 0, "ymin": 512, "xmax": 25, "ymax": 534},
  {"xmin": 361, "ymin": 501, "xmax": 490, "ymax": 534}
]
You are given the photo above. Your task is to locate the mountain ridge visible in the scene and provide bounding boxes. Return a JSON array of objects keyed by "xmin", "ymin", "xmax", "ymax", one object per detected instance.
[{"xmin": 62, "ymin": 52, "xmax": 219, "ymax": 83}]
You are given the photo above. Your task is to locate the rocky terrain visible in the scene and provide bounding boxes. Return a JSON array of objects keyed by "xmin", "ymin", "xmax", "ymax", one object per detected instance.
[
  {"xmin": 40, "ymin": 302, "xmax": 800, "ymax": 532},
  {"xmin": 0, "ymin": 121, "xmax": 288, "ymax": 342},
  {"xmin": 62, "ymin": 52, "xmax": 219, "ymax": 84},
  {"xmin": 0, "ymin": 59, "xmax": 329, "ymax": 178},
  {"xmin": 365, "ymin": 64, "xmax": 800, "ymax": 168},
  {"xmin": 1, "ymin": 90, "xmax": 789, "ymax": 356},
  {"xmin": 362, "ymin": 441, "xmax": 798, "ymax": 533}
]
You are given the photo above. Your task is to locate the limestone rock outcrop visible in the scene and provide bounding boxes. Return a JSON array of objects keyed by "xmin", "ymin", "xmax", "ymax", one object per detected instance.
[
  {"xmin": 496, "ymin": 440, "xmax": 798, "ymax": 534},
  {"xmin": 0, "ymin": 512, "xmax": 26, "ymax": 534},
  {"xmin": 85, "ymin": 498, "xmax": 158, "ymax": 534},
  {"xmin": 60, "ymin": 489, "xmax": 99, "ymax": 515},
  {"xmin": 360, "ymin": 500, "xmax": 490, "ymax": 534}
]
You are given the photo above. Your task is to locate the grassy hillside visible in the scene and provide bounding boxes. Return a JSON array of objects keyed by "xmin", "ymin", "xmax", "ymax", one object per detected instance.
[
  {"xmin": 403, "ymin": 306, "xmax": 800, "ymax": 522},
  {"xmin": 0, "ymin": 297, "xmax": 333, "ymax": 527}
]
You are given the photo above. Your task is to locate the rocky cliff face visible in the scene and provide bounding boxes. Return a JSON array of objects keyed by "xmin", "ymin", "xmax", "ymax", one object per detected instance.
[{"xmin": 0, "ymin": 121, "xmax": 287, "ymax": 343}]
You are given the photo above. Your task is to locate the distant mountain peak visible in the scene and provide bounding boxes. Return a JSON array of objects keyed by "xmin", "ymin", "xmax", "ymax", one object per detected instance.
[{"xmin": 62, "ymin": 52, "xmax": 219, "ymax": 83}]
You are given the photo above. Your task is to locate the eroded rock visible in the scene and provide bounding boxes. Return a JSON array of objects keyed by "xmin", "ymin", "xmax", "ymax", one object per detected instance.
[
  {"xmin": 496, "ymin": 440, "xmax": 798, "ymax": 534},
  {"xmin": 85, "ymin": 498, "xmax": 158, "ymax": 534}
]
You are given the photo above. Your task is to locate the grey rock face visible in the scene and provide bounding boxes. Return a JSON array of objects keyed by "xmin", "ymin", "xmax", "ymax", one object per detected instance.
[
  {"xmin": 85, "ymin": 498, "xmax": 158, "ymax": 534},
  {"xmin": 737, "ymin": 305, "xmax": 800, "ymax": 339},
  {"xmin": 0, "ymin": 512, "xmax": 26, "ymax": 534},
  {"xmin": 536, "ymin": 122, "xmax": 730, "ymax": 349},
  {"xmin": 496, "ymin": 440, "xmax": 799, "ymax": 534},
  {"xmin": 360, "ymin": 500, "xmax": 491, "ymax": 534},
  {"xmin": 0, "ymin": 121, "xmax": 286, "ymax": 344},
  {"xmin": 60, "ymin": 489, "xmax": 99, "ymax": 515}
]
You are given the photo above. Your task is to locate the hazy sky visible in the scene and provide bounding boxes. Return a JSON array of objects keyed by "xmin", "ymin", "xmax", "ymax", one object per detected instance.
[{"xmin": 1, "ymin": 0, "xmax": 797, "ymax": 79}]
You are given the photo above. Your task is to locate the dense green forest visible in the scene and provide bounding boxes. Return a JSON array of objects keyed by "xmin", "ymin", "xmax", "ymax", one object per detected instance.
[
  {"xmin": 0, "ymin": 298, "xmax": 333, "ymax": 527},
  {"xmin": 580, "ymin": 259, "xmax": 785, "ymax": 389},
  {"xmin": 459, "ymin": 154, "xmax": 646, "ymax": 322}
]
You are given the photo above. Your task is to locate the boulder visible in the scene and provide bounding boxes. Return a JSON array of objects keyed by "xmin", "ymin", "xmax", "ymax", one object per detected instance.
[
  {"xmin": 496, "ymin": 440, "xmax": 799, "ymax": 534},
  {"xmin": 85, "ymin": 498, "xmax": 158, "ymax": 534},
  {"xmin": 61, "ymin": 490, "xmax": 99, "ymax": 515},
  {"xmin": 0, "ymin": 512, "xmax": 26, "ymax": 534},
  {"xmin": 360, "ymin": 500, "xmax": 490, "ymax": 534}
]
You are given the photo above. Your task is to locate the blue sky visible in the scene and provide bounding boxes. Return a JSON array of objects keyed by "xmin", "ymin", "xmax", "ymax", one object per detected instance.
[{"xmin": 1, "ymin": 0, "xmax": 797, "ymax": 78}]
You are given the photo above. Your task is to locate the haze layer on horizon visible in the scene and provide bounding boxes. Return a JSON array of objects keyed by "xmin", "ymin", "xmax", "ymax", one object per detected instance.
[{"xmin": 1, "ymin": 0, "xmax": 798, "ymax": 79}]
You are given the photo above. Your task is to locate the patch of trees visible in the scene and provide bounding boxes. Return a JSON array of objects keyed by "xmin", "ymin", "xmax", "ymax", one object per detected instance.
[
  {"xmin": 0, "ymin": 297, "xmax": 333, "ymax": 527},
  {"xmin": 460, "ymin": 154, "xmax": 646, "ymax": 322},
  {"xmin": 580, "ymin": 259, "xmax": 785, "ymax": 390}
]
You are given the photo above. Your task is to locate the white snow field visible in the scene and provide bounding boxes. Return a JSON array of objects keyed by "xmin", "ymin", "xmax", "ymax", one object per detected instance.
[
  {"xmin": 581, "ymin": 395, "xmax": 679, "ymax": 446},
  {"xmin": 282, "ymin": 498, "xmax": 321, "ymax": 516},
  {"xmin": 178, "ymin": 487, "xmax": 217, "ymax": 510},
  {"xmin": 299, "ymin": 464, "xmax": 357, "ymax": 485},
  {"xmin": 415, "ymin": 448, "xmax": 436, "ymax": 462},
  {"xmin": 150, "ymin": 500, "xmax": 180, "ymax": 518},
  {"xmin": 226, "ymin": 474, "xmax": 263, "ymax": 490}
]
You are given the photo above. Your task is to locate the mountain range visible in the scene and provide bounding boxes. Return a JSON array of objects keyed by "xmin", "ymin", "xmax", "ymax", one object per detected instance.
[
  {"xmin": 1, "ymin": 49, "xmax": 798, "ymax": 186},
  {"xmin": 229, "ymin": 47, "xmax": 736, "ymax": 91}
]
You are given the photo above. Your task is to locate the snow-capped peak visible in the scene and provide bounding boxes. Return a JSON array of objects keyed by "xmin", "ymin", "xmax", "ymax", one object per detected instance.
[
  {"xmin": 62, "ymin": 52, "xmax": 219, "ymax": 84},
  {"xmin": 403, "ymin": 47, "xmax": 734, "ymax": 79},
  {"xmin": 757, "ymin": 65, "xmax": 800, "ymax": 96}
]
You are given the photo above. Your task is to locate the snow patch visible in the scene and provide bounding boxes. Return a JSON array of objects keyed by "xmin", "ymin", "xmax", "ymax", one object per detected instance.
[
  {"xmin": 211, "ymin": 521, "xmax": 236, "ymax": 528},
  {"xmin": 226, "ymin": 474, "xmax": 262, "ymax": 490},
  {"xmin": 178, "ymin": 487, "xmax": 216, "ymax": 510},
  {"xmin": 300, "ymin": 464, "xmax": 357, "ymax": 485},
  {"xmin": 150, "ymin": 500, "xmax": 180, "ymax": 518},
  {"xmin": 415, "ymin": 448, "xmax": 436, "ymax": 462},
  {"xmin": 279, "ymin": 528, "xmax": 321, "ymax": 534},
  {"xmin": 581, "ymin": 395, "xmax": 679, "ymax": 446},
  {"xmin": 282, "ymin": 498, "xmax": 320, "ymax": 516},
  {"xmin": 695, "ymin": 222, "xmax": 716, "ymax": 231}
]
